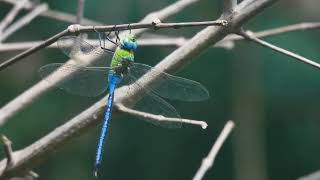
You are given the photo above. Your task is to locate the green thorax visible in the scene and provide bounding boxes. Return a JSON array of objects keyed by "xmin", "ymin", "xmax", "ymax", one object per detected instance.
[{"xmin": 110, "ymin": 47, "xmax": 134, "ymax": 69}]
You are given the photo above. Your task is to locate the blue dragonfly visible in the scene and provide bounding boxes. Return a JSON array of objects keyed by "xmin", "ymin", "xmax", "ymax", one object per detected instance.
[{"xmin": 38, "ymin": 31, "xmax": 209, "ymax": 177}]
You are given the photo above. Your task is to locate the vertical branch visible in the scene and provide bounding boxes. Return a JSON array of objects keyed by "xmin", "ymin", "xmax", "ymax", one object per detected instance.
[
  {"xmin": 0, "ymin": 0, "xmax": 29, "ymax": 33},
  {"xmin": 76, "ymin": 0, "xmax": 85, "ymax": 24},
  {"xmin": 0, "ymin": 3, "xmax": 48, "ymax": 42},
  {"xmin": 193, "ymin": 121, "xmax": 235, "ymax": 180}
]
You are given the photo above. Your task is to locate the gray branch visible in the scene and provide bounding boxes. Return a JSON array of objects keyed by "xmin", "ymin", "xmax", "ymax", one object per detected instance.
[
  {"xmin": 117, "ymin": 104, "xmax": 208, "ymax": 129},
  {"xmin": 0, "ymin": 0, "xmax": 278, "ymax": 178},
  {"xmin": 2, "ymin": 21, "xmax": 320, "ymax": 52},
  {"xmin": 240, "ymin": 30, "xmax": 320, "ymax": 70}
]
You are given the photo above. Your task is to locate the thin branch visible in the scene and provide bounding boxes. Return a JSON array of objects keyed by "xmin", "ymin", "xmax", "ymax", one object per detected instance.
[
  {"xmin": 0, "ymin": 19, "xmax": 227, "ymax": 71},
  {"xmin": 117, "ymin": 104, "xmax": 208, "ymax": 129},
  {"xmin": 0, "ymin": 0, "xmax": 277, "ymax": 178},
  {"xmin": 0, "ymin": 0, "xmax": 29, "ymax": 33},
  {"xmin": 3, "ymin": 21, "xmax": 319, "ymax": 52},
  {"xmin": 71, "ymin": 20, "xmax": 227, "ymax": 33},
  {"xmin": 0, "ymin": 3, "xmax": 48, "ymax": 42},
  {"xmin": 240, "ymin": 30, "xmax": 320, "ymax": 70},
  {"xmin": 0, "ymin": 21, "xmax": 318, "ymax": 52},
  {"xmin": 193, "ymin": 121, "xmax": 235, "ymax": 180},
  {"xmin": 76, "ymin": 0, "xmax": 85, "ymax": 24},
  {"xmin": 1, "ymin": 135, "xmax": 14, "ymax": 169}
]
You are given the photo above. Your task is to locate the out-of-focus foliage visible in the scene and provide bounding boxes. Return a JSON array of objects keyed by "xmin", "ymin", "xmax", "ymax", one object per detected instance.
[{"xmin": 1, "ymin": 0, "xmax": 320, "ymax": 180}]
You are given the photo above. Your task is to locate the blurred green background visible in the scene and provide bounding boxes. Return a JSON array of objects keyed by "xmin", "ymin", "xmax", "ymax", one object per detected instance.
[{"xmin": 1, "ymin": 0, "xmax": 320, "ymax": 180}]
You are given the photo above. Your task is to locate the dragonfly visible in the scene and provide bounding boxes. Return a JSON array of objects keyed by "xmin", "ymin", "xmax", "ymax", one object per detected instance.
[{"xmin": 38, "ymin": 31, "xmax": 210, "ymax": 177}]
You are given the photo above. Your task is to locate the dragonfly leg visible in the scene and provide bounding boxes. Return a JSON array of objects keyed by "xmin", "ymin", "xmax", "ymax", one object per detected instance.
[
  {"xmin": 93, "ymin": 26, "xmax": 115, "ymax": 53},
  {"xmin": 114, "ymin": 30, "xmax": 120, "ymax": 44},
  {"xmin": 103, "ymin": 25, "xmax": 119, "ymax": 46},
  {"xmin": 127, "ymin": 23, "xmax": 132, "ymax": 34}
]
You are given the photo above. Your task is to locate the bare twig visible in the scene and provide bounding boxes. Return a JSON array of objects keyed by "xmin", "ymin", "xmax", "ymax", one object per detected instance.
[
  {"xmin": 1, "ymin": 135, "xmax": 14, "ymax": 169},
  {"xmin": 72, "ymin": 20, "xmax": 228, "ymax": 33},
  {"xmin": 0, "ymin": 19, "xmax": 227, "ymax": 71},
  {"xmin": 0, "ymin": 3, "xmax": 48, "ymax": 42},
  {"xmin": 0, "ymin": 0, "xmax": 29, "ymax": 33},
  {"xmin": 0, "ymin": 0, "xmax": 277, "ymax": 178},
  {"xmin": 240, "ymin": 30, "xmax": 320, "ymax": 70},
  {"xmin": 76, "ymin": 0, "xmax": 85, "ymax": 24},
  {"xmin": 193, "ymin": 121, "xmax": 235, "ymax": 180},
  {"xmin": 117, "ymin": 104, "xmax": 208, "ymax": 129},
  {"xmin": 3, "ymin": 21, "xmax": 320, "ymax": 52}
]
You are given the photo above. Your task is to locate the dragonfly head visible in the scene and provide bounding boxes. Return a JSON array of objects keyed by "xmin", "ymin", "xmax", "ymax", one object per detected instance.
[{"xmin": 120, "ymin": 34, "xmax": 138, "ymax": 51}]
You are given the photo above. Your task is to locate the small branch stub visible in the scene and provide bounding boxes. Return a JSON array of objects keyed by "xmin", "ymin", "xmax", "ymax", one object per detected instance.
[{"xmin": 116, "ymin": 104, "xmax": 208, "ymax": 129}]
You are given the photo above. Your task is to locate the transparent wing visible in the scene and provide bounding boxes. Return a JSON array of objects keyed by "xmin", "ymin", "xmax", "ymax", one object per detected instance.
[
  {"xmin": 57, "ymin": 36, "xmax": 114, "ymax": 67},
  {"xmin": 39, "ymin": 63, "xmax": 111, "ymax": 97},
  {"xmin": 121, "ymin": 75, "xmax": 182, "ymax": 128},
  {"xmin": 129, "ymin": 63, "xmax": 210, "ymax": 102}
]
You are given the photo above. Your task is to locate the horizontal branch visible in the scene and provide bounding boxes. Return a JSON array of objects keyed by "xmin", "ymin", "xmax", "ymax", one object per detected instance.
[
  {"xmin": 70, "ymin": 19, "xmax": 228, "ymax": 33},
  {"xmin": 240, "ymin": 30, "xmax": 320, "ymax": 70},
  {"xmin": 117, "ymin": 104, "xmax": 208, "ymax": 129},
  {"xmin": 193, "ymin": 121, "xmax": 235, "ymax": 180},
  {"xmin": 2, "ymin": 21, "xmax": 319, "ymax": 52},
  {"xmin": 0, "ymin": 19, "xmax": 227, "ymax": 71},
  {"xmin": 0, "ymin": 0, "xmax": 278, "ymax": 178}
]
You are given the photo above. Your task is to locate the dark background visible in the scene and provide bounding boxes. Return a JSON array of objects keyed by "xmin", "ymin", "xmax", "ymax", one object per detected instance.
[{"xmin": 1, "ymin": 0, "xmax": 320, "ymax": 179}]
